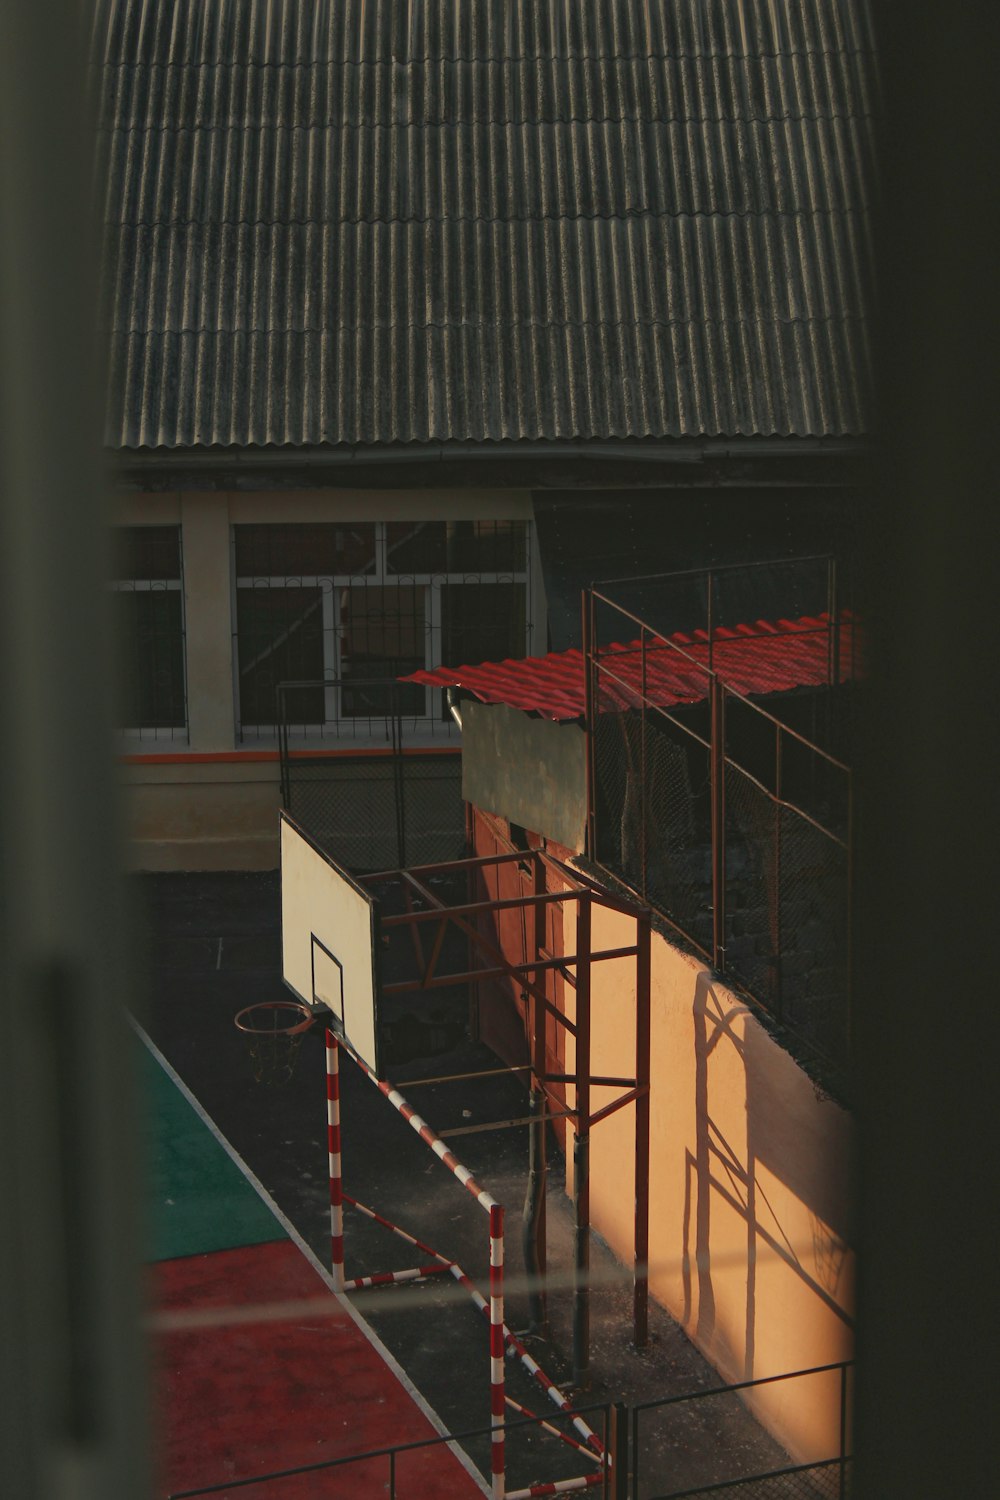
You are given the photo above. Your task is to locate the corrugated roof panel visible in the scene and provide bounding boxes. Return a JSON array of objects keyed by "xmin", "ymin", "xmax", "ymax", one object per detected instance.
[
  {"xmin": 405, "ymin": 612, "xmax": 861, "ymax": 721},
  {"xmin": 97, "ymin": 114, "xmax": 876, "ymax": 224},
  {"xmin": 103, "ymin": 215, "xmax": 872, "ymax": 331},
  {"xmin": 92, "ymin": 1, "xmax": 878, "ymax": 67},
  {"xmin": 94, "ymin": 0, "xmax": 878, "ymax": 448}
]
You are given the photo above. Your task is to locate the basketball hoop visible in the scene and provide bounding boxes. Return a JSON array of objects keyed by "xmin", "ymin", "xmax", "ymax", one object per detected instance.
[{"xmin": 234, "ymin": 1000, "xmax": 314, "ymax": 1086}]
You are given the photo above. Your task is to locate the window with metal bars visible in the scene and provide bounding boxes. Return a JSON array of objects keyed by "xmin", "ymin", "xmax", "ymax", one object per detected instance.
[
  {"xmin": 232, "ymin": 520, "xmax": 530, "ymax": 740},
  {"xmin": 112, "ymin": 526, "xmax": 187, "ymax": 739}
]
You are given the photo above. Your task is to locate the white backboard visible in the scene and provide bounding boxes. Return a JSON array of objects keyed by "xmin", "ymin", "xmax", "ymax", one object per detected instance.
[{"xmin": 280, "ymin": 812, "xmax": 380, "ymax": 1072}]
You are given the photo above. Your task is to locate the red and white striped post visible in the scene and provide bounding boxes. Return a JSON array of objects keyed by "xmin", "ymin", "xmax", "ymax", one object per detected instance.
[
  {"xmin": 325, "ymin": 1029, "xmax": 345, "ymax": 1292},
  {"xmin": 489, "ymin": 1202, "xmax": 506, "ymax": 1500}
]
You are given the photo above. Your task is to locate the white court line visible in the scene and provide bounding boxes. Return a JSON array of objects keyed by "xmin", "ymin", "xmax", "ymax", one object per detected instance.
[{"xmin": 131, "ymin": 1014, "xmax": 491, "ymax": 1498}]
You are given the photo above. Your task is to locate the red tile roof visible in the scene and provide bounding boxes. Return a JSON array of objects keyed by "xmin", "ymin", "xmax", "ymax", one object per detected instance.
[{"xmin": 404, "ymin": 612, "xmax": 859, "ymax": 722}]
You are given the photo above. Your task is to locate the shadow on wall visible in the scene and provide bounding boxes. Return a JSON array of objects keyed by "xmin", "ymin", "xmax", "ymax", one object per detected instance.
[{"xmin": 682, "ymin": 972, "xmax": 854, "ymax": 1384}]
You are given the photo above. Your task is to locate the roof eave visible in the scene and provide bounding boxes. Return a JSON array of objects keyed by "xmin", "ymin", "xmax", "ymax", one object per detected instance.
[{"xmin": 109, "ymin": 435, "xmax": 871, "ymax": 491}]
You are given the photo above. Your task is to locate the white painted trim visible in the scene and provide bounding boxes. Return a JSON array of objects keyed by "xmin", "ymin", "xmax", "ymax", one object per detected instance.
[{"xmin": 130, "ymin": 1017, "xmax": 491, "ymax": 1498}]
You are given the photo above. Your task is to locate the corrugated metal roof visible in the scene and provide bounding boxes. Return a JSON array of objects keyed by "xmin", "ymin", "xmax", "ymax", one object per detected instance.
[
  {"xmin": 93, "ymin": 0, "xmax": 878, "ymax": 449},
  {"xmin": 405, "ymin": 611, "xmax": 859, "ymax": 720}
]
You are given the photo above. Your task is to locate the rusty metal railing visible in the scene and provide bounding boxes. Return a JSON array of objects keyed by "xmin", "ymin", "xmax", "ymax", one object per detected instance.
[{"xmin": 583, "ymin": 564, "xmax": 856, "ymax": 1081}]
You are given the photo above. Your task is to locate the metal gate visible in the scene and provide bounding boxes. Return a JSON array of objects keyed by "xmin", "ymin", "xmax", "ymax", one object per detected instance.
[{"xmin": 276, "ymin": 678, "xmax": 465, "ymax": 872}]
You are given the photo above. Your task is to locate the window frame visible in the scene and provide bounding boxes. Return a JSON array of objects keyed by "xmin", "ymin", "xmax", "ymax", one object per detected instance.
[
  {"xmin": 112, "ymin": 525, "xmax": 188, "ymax": 743},
  {"xmin": 232, "ymin": 520, "xmax": 532, "ymax": 744}
]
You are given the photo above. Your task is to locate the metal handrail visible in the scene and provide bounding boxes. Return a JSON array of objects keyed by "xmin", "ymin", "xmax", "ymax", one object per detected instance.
[
  {"xmin": 594, "ymin": 554, "xmax": 839, "ymax": 590},
  {"xmin": 631, "ymin": 1362, "xmax": 853, "ymax": 1500},
  {"xmin": 167, "ymin": 1400, "xmax": 615, "ymax": 1499},
  {"xmin": 644, "ymin": 1455, "xmax": 846, "ymax": 1500},
  {"xmin": 631, "ymin": 1360, "xmax": 851, "ymax": 1414},
  {"xmin": 589, "ymin": 596, "xmax": 854, "ymax": 772}
]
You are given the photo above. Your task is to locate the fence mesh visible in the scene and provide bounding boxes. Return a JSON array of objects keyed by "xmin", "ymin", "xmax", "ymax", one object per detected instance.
[
  {"xmin": 633, "ymin": 1365, "xmax": 851, "ymax": 1500},
  {"xmin": 591, "ymin": 644, "xmax": 715, "ymax": 955},
  {"xmin": 659, "ymin": 1460, "xmax": 847, "ymax": 1499},
  {"xmin": 642, "ymin": 710, "xmax": 713, "ymax": 950},
  {"xmin": 277, "ymin": 678, "xmax": 465, "ymax": 874},
  {"xmin": 723, "ymin": 763, "xmax": 780, "ymax": 1009},
  {"xmin": 776, "ymin": 810, "xmax": 850, "ymax": 1067},
  {"xmin": 586, "ymin": 582, "xmax": 854, "ymax": 1081},
  {"xmin": 284, "ymin": 753, "xmax": 464, "ymax": 873}
]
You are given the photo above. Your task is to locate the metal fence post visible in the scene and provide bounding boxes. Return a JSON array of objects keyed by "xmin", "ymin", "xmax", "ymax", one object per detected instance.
[
  {"xmin": 390, "ymin": 683, "xmax": 407, "ymax": 867},
  {"xmin": 845, "ymin": 772, "xmax": 855, "ymax": 1065},
  {"xmin": 710, "ymin": 675, "xmax": 726, "ymax": 971},
  {"xmin": 829, "ymin": 555, "xmax": 841, "ymax": 689},
  {"xmin": 583, "ymin": 590, "xmax": 597, "ymax": 859},
  {"xmin": 640, "ymin": 624, "xmax": 648, "ymax": 899},
  {"xmin": 630, "ymin": 1404, "xmax": 641, "ymax": 1499},
  {"xmin": 523, "ymin": 855, "xmax": 549, "ymax": 1336},
  {"xmin": 277, "ymin": 685, "xmax": 290, "ymax": 808},
  {"xmin": 609, "ymin": 1401, "xmax": 630, "ymax": 1500},
  {"xmin": 773, "ymin": 722, "xmax": 783, "ymax": 1019},
  {"xmin": 839, "ymin": 1362, "xmax": 849, "ymax": 1500},
  {"xmin": 573, "ymin": 894, "xmax": 593, "ymax": 1391},
  {"xmin": 633, "ymin": 912, "xmax": 651, "ymax": 1351},
  {"xmin": 707, "ymin": 567, "xmax": 715, "ymax": 674}
]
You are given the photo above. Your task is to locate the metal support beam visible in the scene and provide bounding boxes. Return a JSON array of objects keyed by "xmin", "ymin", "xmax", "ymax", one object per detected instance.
[
  {"xmin": 588, "ymin": 1087, "xmax": 642, "ymax": 1127},
  {"xmin": 710, "ymin": 675, "xmax": 727, "ymax": 971},
  {"xmin": 610, "ymin": 1402, "xmax": 630, "ymax": 1500},
  {"xmin": 402, "ymin": 883, "xmax": 427, "ymax": 974},
  {"xmin": 381, "ymin": 886, "xmax": 585, "ymax": 925},
  {"xmin": 633, "ymin": 913, "xmax": 652, "ymax": 1350},
  {"xmin": 582, "ymin": 589, "xmax": 597, "ymax": 858},
  {"xmin": 573, "ymin": 895, "xmax": 593, "ymax": 1390},
  {"xmin": 523, "ymin": 855, "xmax": 549, "ymax": 1336},
  {"xmin": 379, "ymin": 947, "xmax": 639, "ymax": 996},
  {"xmin": 360, "ymin": 828, "xmax": 657, "ymax": 1394},
  {"xmin": 772, "ymin": 722, "xmax": 784, "ymax": 1019},
  {"xmin": 361, "ymin": 847, "xmax": 537, "ymax": 883},
  {"xmin": 439, "ymin": 1109, "xmax": 574, "ymax": 1140}
]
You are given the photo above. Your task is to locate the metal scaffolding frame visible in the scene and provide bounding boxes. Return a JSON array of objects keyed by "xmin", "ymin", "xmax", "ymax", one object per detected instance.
[{"xmin": 354, "ymin": 844, "xmax": 653, "ymax": 1389}]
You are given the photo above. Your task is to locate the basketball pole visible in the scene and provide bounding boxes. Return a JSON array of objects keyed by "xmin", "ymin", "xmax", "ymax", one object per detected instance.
[
  {"xmin": 326, "ymin": 1029, "xmax": 345, "ymax": 1292},
  {"xmin": 489, "ymin": 1203, "xmax": 506, "ymax": 1500}
]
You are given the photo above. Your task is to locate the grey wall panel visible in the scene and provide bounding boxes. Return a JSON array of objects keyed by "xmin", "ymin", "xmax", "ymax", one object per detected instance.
[{"xmin": 462, "ymin": 700, "xmax": 587, "ymax": 853}]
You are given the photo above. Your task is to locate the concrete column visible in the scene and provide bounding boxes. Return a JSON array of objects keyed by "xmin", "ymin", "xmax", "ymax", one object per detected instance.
[{"xmin": 181, "ymin": 492, "xmax": 235, "ymax": 750}]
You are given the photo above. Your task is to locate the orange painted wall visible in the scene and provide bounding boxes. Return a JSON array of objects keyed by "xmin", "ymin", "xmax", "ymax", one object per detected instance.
[
  {"xmin": 470, "ymin": 816, "xmax": 570, "ymax": 1138},
  {"xmin": 470, "ymin": 808, "xmax": 854, "ymax": 1465}
]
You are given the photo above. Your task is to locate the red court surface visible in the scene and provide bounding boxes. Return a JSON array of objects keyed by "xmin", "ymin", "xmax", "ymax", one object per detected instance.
[{"xmin": 151, "ymin": 1239, "xmax": 486, "ymax": 1499}]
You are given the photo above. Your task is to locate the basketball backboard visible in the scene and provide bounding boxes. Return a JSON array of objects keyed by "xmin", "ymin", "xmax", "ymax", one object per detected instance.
[{"xmin": 280, "ymin": 811, "xmax": 380, "ymax": 1072}]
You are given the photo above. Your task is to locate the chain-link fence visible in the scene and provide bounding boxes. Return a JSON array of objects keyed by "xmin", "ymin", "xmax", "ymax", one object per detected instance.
[
  {"xmin": 593, "ymin": 701, "xmax": 714, "ymax": 955},
  {"xmin": 655, "ymin": 1460, "xmax": 847, "ymax": 1499},
  {"xmin": 277, "ymin": 680, "xmax": 465, "ymax": 873},
  {"xmin": 585, "ymin": 575, "xmax": 854, "ymax": 1078},
  {"xmin": 631, "ymin": 1363, "xmax": 852, "ymax": 1500}
]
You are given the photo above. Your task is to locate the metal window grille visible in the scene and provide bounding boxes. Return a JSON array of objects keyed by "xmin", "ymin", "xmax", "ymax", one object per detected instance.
[
  {"xmin": 232, "ymin": 520, "xmax": 531, "ymax": 744},
  {"xmin": 111, "ymin": 525, "xmax": 187, "ymax": 740}
]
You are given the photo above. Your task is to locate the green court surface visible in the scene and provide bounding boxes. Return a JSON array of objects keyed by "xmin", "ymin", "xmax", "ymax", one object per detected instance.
[
  {"xmin": 139, "ymin": 1036, "xmax": 487, "ymax": 1498},
  {"xmin": 140, "ymin": 1044, "xmax": 283, "ymax": 1262}
]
